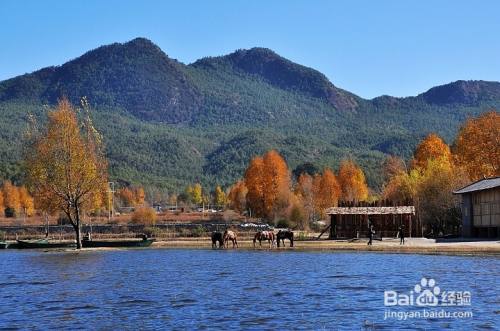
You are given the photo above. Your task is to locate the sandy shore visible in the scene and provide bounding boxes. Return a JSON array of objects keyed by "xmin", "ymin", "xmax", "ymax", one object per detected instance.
[
  {"xmin": 150, "ymin": 237, "xmax": 500, "ymax": 255},
  {"xmin": 3, "ymin": 237, "xmax": 498, "ymax": 255}
]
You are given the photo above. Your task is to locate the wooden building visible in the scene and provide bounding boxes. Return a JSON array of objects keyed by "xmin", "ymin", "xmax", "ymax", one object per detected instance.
[
  {"xmin": 453, "ymin": 177, "xmax": 500, "ymax": 238},
  {"xmin": 326, "ymin": 202, "xmax": 417, "ymax": 239}
]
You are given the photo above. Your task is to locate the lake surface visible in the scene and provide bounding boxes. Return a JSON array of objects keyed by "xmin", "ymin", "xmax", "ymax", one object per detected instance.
[{"xmin": 0, "ymin": 249, "xmax": 498, "ymax": 330}]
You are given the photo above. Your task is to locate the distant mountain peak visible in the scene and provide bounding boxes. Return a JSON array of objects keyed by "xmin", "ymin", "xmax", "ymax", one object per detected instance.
[
  {"xmin": 222, "ymin": 47, "xmax": 359, "ymax": 111},
  {"xmin": 1, "ymin": 38, "xmax": 500, "ymax": 123},
  {"xmin": 420, "ymin": 80, "xmax": 500, "ymax": 105}
]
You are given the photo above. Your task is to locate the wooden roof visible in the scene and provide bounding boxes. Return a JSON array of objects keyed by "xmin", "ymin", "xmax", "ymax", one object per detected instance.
[{"xmin": 325, "ymin": 206, "xmax": 415, "ymax": 215}]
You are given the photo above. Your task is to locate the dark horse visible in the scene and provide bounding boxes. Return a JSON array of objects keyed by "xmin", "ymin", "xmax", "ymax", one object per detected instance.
[
  {"xmin": 253, "ymin": 231, "xmax": 275, "ymax": 248},
  {"xmin": 211, "ymin": 231, "xmax": 224, "ymax": 248},
  {"xmin": 276, "ymin": 230, "xmax": 294, "ymax": 247},
  {"xmin": 223, "ymin": 230, "xmax": 238, "ymax": 248}
]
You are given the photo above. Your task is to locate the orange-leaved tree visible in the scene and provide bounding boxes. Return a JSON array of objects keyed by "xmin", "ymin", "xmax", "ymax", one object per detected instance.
[
  {"xmin": 244, "ymin": 150, "xmax": 291, "ymax": 219},
  {"xmin": 244, "ymin": 156, "xmax": 266, "ymax": 217},
  {"xmin": 262, "ymin": 150, "xmax": 291, "ymax": 219},
  {"xmin": 19, "ymin": 186, "xmax": 35, "ymax": 217},
  {"xmin": 453, "ymin": 111, "xmax": 500, "ymax": 180},
  {"xmin": 228, "ymin": 180, "xmax": 247, "ymax": 213},
  {"xmin": 134, "ymin": 187, "xmax": 146, "ymax": 206},
  {"xmin": 25, "ymin": 98, "xmax": 108, "ymax": 249},
  {"xmin": 295, "ymin": 173, "xmax": 315, "ymax": 223},
  {"xmin": 411, "ymin": 133, "xmax": 451, "ymax": 170},
  {"xmin": 118, "ymin": 187, "xmax": 136, "ymax": 206},
  {"xmin": 2, "ymin": 180, "xmax": 21, "ymax": 216},
  {"xmin": 312, "ymin": 168, "xmax": 341, "ymax": 217},
  {"xmin": 338, "ymin": 159, "xmax": 368, "ymax": 202},
  {"xmin": 0, "ymin": 190, "xmax": 3, "ymax": 216}
]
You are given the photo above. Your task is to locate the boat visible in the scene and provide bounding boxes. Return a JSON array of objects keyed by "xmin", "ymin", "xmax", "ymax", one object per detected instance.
[
  {"xmin": 16, "ymin": 239, "xmax": 76, "ymax": 249},
  {"xmin": 81, "ymin": 238, "xmax": 155, "ymax": 248},
  {"xmin": 0, "ymin": 241, "xmax": 9, "ymax": 249}
]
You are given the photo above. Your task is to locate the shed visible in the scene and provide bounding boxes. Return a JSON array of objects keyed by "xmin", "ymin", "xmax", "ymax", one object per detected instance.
[
  {"xmin": 453, "ymin": 177, "xmax": 500, "ymax": 238},
  {"xmin": 325, "ymin": 203, "xmax": 418, "ymax": 239}
]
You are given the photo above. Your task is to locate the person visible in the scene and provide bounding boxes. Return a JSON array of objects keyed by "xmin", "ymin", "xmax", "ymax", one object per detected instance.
[
  {"xmin": 368, "ymin": 225, "xmax": 374, "ymax": 246},
  {"xmin": 398, "ymin": 225, "xmax": 405, "ymax": 245}
]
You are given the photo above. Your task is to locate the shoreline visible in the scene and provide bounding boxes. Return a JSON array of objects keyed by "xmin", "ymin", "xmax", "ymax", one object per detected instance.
[
  {"xmin": 2, "ymin": 237, "xmax": 499, "ymax": 256},
  {"xmin": 149, "ymin": 238, "xmax": 500, "ymax": 256}
]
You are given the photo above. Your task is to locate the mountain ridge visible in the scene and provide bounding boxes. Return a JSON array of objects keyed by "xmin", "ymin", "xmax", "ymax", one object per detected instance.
[{"xmin": 0, "ymin": 38, "xmax": 498, "ymax": 190}]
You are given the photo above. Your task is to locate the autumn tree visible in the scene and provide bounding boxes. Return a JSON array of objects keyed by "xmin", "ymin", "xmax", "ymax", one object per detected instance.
[
  {"xmin": 134, "ymin": 187, "xmax": 146, "ymax": 206},
  {"xmin": 338, "ymin": 159, "xmax": 368, "ymax": 202},
  {"xmin": 19, "ymin": 186, "xmax": 35, "ymax": 217},
  {"xmin": 118, "ymin": 187, "xmax": 135, "ymax": 206},
  {"xmin": 0, "ymin": 191, "xmax": 3, "ymax": 216},
  {"xmin": 295, "ymin": 173, "xmax": 315, "ymax": 223},
  {"xmin": 131, "ymin": 206, "xmax": 157, "ymax": 226},
  {"xmin": 382, "ymin": 155, "xmax": 406, "ymax": 182},
  {"xmin": 263, "ymin": 150, "xmax": 291, "ymax": 220},
  {"xmin": 287, "ymin": 193, "xmax": 306, "ymax": 229},
  {"xmin": 312, "ymin": 168, "xmax": 341, "ymax": 217},
  {"xmin": 244, "ymin": 156, "xmax": 266, "ymax": 217},
  {"xmin": 2, "ymin": 180, "xmax": 21, "ymax": 216},
  {"xmin": 382, "ymin": 169, "xmax": 420, "ymax": 203},
  {"xmin": 25, "ymin": 98, "xmax": 108, "ymax": 249},
  {"xmin": 411, "ymin": 133, "xmax": 451, "ymax": 170},
  {"xmin": 244, "ymin": 150, "xmax": 291, "ymax": 220},
  {"xmin": 214, "ymin": 186, "xmax": 227, "ymax": 208},
  {"xmin": 186, "ymin": 183, "xmax": 203, "ymax": 205},
  {"xmin": 416, "ymin": 158, "xmax": 468, "ymax": 235},
  {"xmin": 453, "ymin": 111, "xmax": 500, "ymax": 180},
  {"xmin": 228, "ymin": 180, "xmax": 247, "ymax": 213},
  {"xmin": 382, "ymin": 155, "xmax": 415, "ymax": 203},
  {"xmin": 383, "ymin": 129, "xmax": 471, "ymax": 235}
]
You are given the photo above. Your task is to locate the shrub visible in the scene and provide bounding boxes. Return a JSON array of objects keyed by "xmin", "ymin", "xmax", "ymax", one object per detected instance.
[
  {"xmin": 191, "ymin": 226, "xmax": 205, "ymax": 237},
  {"xmin": 131, "ymin": 206, "xmax": 157, "ymax": 225}
]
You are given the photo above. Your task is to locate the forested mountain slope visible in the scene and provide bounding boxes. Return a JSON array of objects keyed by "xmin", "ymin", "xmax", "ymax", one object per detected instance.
[{"xmin": 0, "ymin": 38, "xmax": 498, "ymax": 191}]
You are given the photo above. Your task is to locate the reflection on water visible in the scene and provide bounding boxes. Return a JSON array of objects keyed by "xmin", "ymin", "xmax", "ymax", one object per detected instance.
[{"xmin": 0, "ymin": 249, "xmax": 498, "ymax": 330}]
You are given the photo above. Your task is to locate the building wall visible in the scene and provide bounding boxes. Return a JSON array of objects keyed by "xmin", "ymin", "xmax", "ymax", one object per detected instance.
[
  {"xmin": 461, "ymin": 194, "xmax": 472, "ymax": 237},
  {"xmin": 471, "ymin": 187, "xmax": 500, "ymax": 228}
]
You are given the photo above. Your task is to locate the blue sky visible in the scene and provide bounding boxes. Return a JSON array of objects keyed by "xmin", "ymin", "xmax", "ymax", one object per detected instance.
[{"xmin": 1, "ymin": 0, "xmax": 499, "ymax": 98}]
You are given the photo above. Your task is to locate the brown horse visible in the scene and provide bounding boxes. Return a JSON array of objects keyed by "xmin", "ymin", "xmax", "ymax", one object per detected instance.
[
  {"xmin": 253, "ymin": 231, "xmax": 275, "ymax": 248},
  {"xmin": 223, "ymin": 230, "xmax": 238, "ymax": 248}
]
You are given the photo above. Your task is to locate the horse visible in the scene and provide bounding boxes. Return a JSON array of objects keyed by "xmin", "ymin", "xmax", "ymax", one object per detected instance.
[
  {"xmin": 276, "ymin": 230, "xmax": 294, "ymax": 247},
  {"xmin": 211, "ymin": 231, "xmax": 224, "ymax": 248},
  {"xmin": 223, "ymin": 230, "xmax": 238, "ymax": 248},
  {"xmin": 253, "ymin": 231, "xmax": 275, "ymax": 248}
]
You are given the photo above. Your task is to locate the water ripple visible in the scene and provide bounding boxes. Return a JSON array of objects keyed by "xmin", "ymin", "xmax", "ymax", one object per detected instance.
[{"xmin": 0, "ymin": 249, "xmax": 497, "ymax": 330}]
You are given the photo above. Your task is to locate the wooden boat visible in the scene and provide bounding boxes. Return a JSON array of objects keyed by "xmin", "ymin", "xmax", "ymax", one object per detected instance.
[
  {"xmin": 81, "ymin": 238, "xmax": 155, "ymax": 248},
  {"xmin": 16, "ymin": 239, "xmax": 76, "ymax": 249}
]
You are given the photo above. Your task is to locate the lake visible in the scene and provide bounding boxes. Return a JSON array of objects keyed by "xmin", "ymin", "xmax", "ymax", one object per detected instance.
[{"xmin": 0, "ymin": 249, "xmax": 498, "ymax": 330}]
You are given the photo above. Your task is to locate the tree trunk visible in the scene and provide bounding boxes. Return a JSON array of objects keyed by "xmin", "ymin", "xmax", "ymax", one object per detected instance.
[
  {"xmin": 75, "ymin": 222, "xmax": 82, "ymax": 249},
  {"xmin": 75, "ymin": 207, "xmax": 82, "ymax": 249}
]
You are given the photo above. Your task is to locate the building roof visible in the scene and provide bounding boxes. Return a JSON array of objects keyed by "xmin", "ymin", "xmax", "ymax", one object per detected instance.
[
  {"xmin": 453, "ymin": 177, "xmax": 500, "ymax": 194},
  {"xmin": 326, "ymin": 206, "xmax": 415, "ymax": 215}
]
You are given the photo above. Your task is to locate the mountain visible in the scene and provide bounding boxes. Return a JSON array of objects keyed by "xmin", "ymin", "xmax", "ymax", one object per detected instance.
[
  {"xmin": 194, "ymin": 47, "xmax": 359, "ymax": 111},
  {"xmin": 0, "ymin": 38, "xmax": 202, "ymax": 122},
  {"xmin": 0, "ymin": 38, "xmax": 499, "ymax": 191},
  {"xmin": 420, "ymin": 80, "xmax": 500, "ymax": 105}
]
